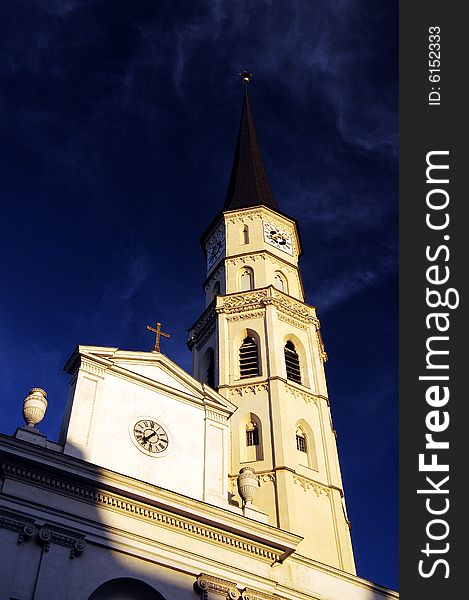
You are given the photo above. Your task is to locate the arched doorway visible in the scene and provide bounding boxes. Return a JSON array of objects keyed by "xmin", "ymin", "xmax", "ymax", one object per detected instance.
[{"xmin": 88, "ymin": 577, "xmax": 166, "ymax": 600}]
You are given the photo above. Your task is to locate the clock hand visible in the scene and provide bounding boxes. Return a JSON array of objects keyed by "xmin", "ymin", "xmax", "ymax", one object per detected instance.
[{"xmin": 142, "ymin": 431, "xmax": 157, "ymax": 444}]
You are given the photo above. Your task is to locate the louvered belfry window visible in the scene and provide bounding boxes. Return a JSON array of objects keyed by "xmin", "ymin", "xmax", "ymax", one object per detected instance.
[
  {"xmin": 285, "ymin": 341, "xmax": 301, "ymax": 384},
  {"xmin": 239, "ymin": 336, "xmax": 260, "ymax": 378}
]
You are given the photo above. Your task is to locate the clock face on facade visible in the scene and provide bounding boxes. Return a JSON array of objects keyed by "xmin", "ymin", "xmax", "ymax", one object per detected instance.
[
  {"xmin": 206, "ymin": 226, "xmax": 226, "ymax": 270},
  {"xmin": 130, "ymin": 418, "xmax": 171, "ymax": 456},
  {"xmin": 263, "ymin": 221, "xmax": 293, "ymax": 255}
]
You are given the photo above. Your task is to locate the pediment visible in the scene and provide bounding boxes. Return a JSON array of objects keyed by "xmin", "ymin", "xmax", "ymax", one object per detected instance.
[{"xmin": 64, "ymin": 345, "xmax": 236, "ymax": 415}]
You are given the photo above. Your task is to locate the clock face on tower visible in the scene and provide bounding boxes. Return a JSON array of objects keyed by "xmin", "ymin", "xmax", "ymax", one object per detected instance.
[
  {"xmin": 130, "ymin": 417, "xmax": 171, "ymax": 457},
  {"xmin": 263, "ymin": 221, "xmax": 293, "ymax": 255},
  {"xmin": 206, "ymin": 226, "xmax": 226, "ymax": 270}
]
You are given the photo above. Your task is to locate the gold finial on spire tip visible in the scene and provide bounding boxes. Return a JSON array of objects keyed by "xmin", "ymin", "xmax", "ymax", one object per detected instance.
[{"xmin": 239, "ymin": 70, "xmax": 253, "ymax": 85}]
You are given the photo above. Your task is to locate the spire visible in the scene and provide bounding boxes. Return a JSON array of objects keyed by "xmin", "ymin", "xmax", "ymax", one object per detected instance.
[{"xmin": 224, "ymin": 72, "xmax": 278, "ymax": 211}]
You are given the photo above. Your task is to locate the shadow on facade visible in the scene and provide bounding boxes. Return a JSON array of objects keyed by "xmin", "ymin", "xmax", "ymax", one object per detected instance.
[{"xmin": 0, "ymin": 435, "xmax": 202, "ymax": 600}]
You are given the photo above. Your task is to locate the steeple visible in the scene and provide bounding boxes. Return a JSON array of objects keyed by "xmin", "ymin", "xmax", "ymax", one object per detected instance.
[
  {"xmin": 224, "ymin": 72, "xmax": 278, "ymax": 211},
  {"xmin": 190, "ymin": 75, "xmax": 356, "ymax": 573}
]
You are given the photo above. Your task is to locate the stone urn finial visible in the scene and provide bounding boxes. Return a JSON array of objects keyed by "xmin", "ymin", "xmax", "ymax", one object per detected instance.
[
  {"xmin": 23, "ymin": 388, "xmax": 48, "ymax": 428},
  {"xmin": 237, "ymin": 466, "xmax": 259, "ymax": 506}
]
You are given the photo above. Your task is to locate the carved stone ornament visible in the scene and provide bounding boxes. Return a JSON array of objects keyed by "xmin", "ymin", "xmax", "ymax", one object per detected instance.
[
  {"xmin": 229, "ymin": 471, "xmax": 275, "ymax": 488},
  {"xmin": 226, "ymin": 310, "xmax": 265, "ymax": 322},
  {"xmin": 195, "ymin": 574, "xmax": 241, "ymax": 599},
  {"xmin": 293, "ymin": 474, "xmax": 331, "ymax": 497},
  {"xmin": 0, "ymin": 510, "xmax": 37, "ymax": 545},
  {"xmin": 229, "ymin": 382, "xmax": 268, "ymax": 396},
  {"xmin": 237, "ymin": 467, "xmax": 259, "ymax": 506},
  {"xmin": 217, "ymin": 288, "xmax": 316, "ymax": 325},
  {"xmin": 0, "ymin": 510, "xmax": 86, "ymax": 558},
  {"xmin": 242, "ymin": 589, "xmax": 277, "ymax": 600},
  {"xmin": 23, "ymin": 387, "xmax": 48, "ymax": 427},
  {"xmin": 277, "ymin": 312, "xmax": 307, "ymax": 331},
  {"xmin": 1, "ymin": 462, "xmax": 282, "ymax": 563},
  {"xmin": 37, "ymin": 525, "xmax": 87, "ymax": 557},
  {"xmin": 258, "ymin": 472, "xmax": 276, "ymax": 485},
  {"xmin": 284, "ymin": 383, "xmax": 320, "ymax": 407}
]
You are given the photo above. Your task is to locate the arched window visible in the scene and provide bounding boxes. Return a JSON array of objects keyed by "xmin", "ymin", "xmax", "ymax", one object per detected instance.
[
  {"xmin": 239, "ymin": 336, "xmax": 260, "ymax": 378},
  {"xmin": 240, "ymin": 413, "xmax": 263, "ymax": 462},
  {"xmin": 273, "ymin": 271, "xmax": 288, "ymax": 293},
  {"xmin": 296, "ymin": 428, "xmax": 307, "ymax": 453},
  {"xmin": 240, "ymin": 267, "xmax": 254, "ymax": 291},
  {"xmin": 285, "ymin": 340, "xmax": 301, "ymax": 384},
  {"xmin": 241, "ymin": 225, "xmax": 249, "ymax": 244},
  {"xmin": 295, "ymin": 422, "xmax": 318, "ymax": 470},
  {"xmin": 89, "ymin": 578, "xmax": 166, "ymax": 600},
  {"xmin": 246, "ymin": 422, "xmax": 259, "ymax": 446}
]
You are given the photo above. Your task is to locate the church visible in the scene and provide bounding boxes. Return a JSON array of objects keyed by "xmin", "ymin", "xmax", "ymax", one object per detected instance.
[{"xmin": 0, "ymin": 74, "xmax": 398, "ymax": 600}]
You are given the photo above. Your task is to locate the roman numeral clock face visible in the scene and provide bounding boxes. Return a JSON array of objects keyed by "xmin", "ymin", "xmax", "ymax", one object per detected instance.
[
  {"xmin": 263, "ymin": 221, "xmax": 293, "ymax": 255},
  {"xmin": 130, "ymin": 418, "xmax": 171, "ymax": 457},
  {"xmin": 206, "ymin": 226, "xmax": 225, "ymax": 270}
]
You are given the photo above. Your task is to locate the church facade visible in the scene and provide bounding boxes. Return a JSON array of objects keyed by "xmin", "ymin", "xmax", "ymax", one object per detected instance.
[{"xmin": 0, "ymin": 77, "xmax": 397, "ymax": 600}]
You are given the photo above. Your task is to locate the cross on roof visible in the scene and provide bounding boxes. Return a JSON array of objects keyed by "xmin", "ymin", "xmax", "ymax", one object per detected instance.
[{"xmin": 146, "ymin": 322, "xmax": 170, "ymax": 353}]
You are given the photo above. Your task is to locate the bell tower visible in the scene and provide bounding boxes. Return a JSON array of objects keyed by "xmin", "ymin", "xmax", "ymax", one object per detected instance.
[{"xmin": 188, "ymin": 74, "xmax": 356, "ymax": 573}]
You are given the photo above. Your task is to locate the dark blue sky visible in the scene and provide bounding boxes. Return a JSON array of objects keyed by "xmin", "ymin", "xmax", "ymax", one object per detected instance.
[{"xmin": 0, "ymin": 0, "xmax": 398, "ymax": 590}]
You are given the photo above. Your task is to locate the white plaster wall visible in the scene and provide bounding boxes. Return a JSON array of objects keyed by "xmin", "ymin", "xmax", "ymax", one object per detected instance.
[{"xmin": 66, "ymin": 370, "xmax": 206, "ymax": 500}]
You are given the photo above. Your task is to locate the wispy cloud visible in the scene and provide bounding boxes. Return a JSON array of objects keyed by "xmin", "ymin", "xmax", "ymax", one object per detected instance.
[{"xmin": 316, "ymin": 257, "xmax": 396, "ymax": 311}]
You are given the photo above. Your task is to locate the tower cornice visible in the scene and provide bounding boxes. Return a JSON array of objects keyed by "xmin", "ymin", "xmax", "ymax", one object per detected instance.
[{"xmin": 188, "ymin": 286, "xmax": 327, "ymax": 364}]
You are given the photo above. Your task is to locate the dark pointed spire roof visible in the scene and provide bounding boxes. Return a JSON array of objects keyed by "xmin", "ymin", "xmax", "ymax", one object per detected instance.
[{"xmin": 224, "ymin": 72, "xmax": 278, "ymax": 211}]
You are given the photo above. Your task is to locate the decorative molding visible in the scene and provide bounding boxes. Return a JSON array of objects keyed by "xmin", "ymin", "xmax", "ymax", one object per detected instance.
[
  {"xmin": 80, "ymin": 359, "xmax": 105, "ymax": 378},
  {"xmin": 258, "ymin": 472, "xmax": 276, "ymax": 485},
  {"xmin": 194, "ymin": 575, "xmax": 278, "ymax": 600},
  {"xmin": 230, "ymin": 470, "xmax": 334, "ymax": 499},
  {"xmin": 196, "ymin": 324, "xmax": 216, "ymax": 350},
  {"xmin": 205, "ymin": 409, "xmax": 227, "ymax": 424},
  {"xmin": 225, "ymin": 208, "xmax": 264, "ymax": 225},
  {"xmin": 284, "ymin": 384, "xmax": 319, "ymax": 407},
  {"xmin": 226, "ymin": 310, "xmax": 265, "ymax": 322},
  {"xmin": 292, "ymin": 474, "xmax": 331, "ymax": 497},
  {"xmin": 0, "ymin": 510, "xmax": 37, "ymax": 544},
  {"xmin": 269, "ymin": 291, "xmax": 313, "ymax": 322},
  {"xmin": 241, "ymin": 589, "xmax": 277, "ymax": 600},
  {"xmin": 229, "ymin": 471, "xmax": 276, "ymax": 486},
  {"xmin": 189, "ymin": 306, "xmax": 217, "ymax": 350},
  {"xmin": 315, "ymin": 325, "xmax": 328, "ymax": 363},
  {"xmin": 0, "ymin": 510, "xmax": 86, "ymax": 557},
  {"xmin": 226, "ymin": 254, "xmax": 268, "ymax": 266},
  {"xmin": 217, "ymin": 289, "xmax": 316, "ymax": 327},
  {"xmin": 217, "ymin": 290, "xmax": 269, "ymax": 315},
  {"xmin": 228, "ymin": 382, "xmax": 269, "ymax": 397},
  {"xmin": 195, "ymin": 573, "xmax": 240, "ymax": 599},
  {"xmin": 1, "ymin": 462, "xmax": 282, "ymax": 563},
  {"xmin": 310, "ymin": 316, "xmax": 328, "ymax": 363},
  {"xmin": 277, "ymin": 313, "xmax": 307, "ymax": 331},
  {"xmin": 37, "ymin": 525, "xmax": 87, "ymax": 558}
]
